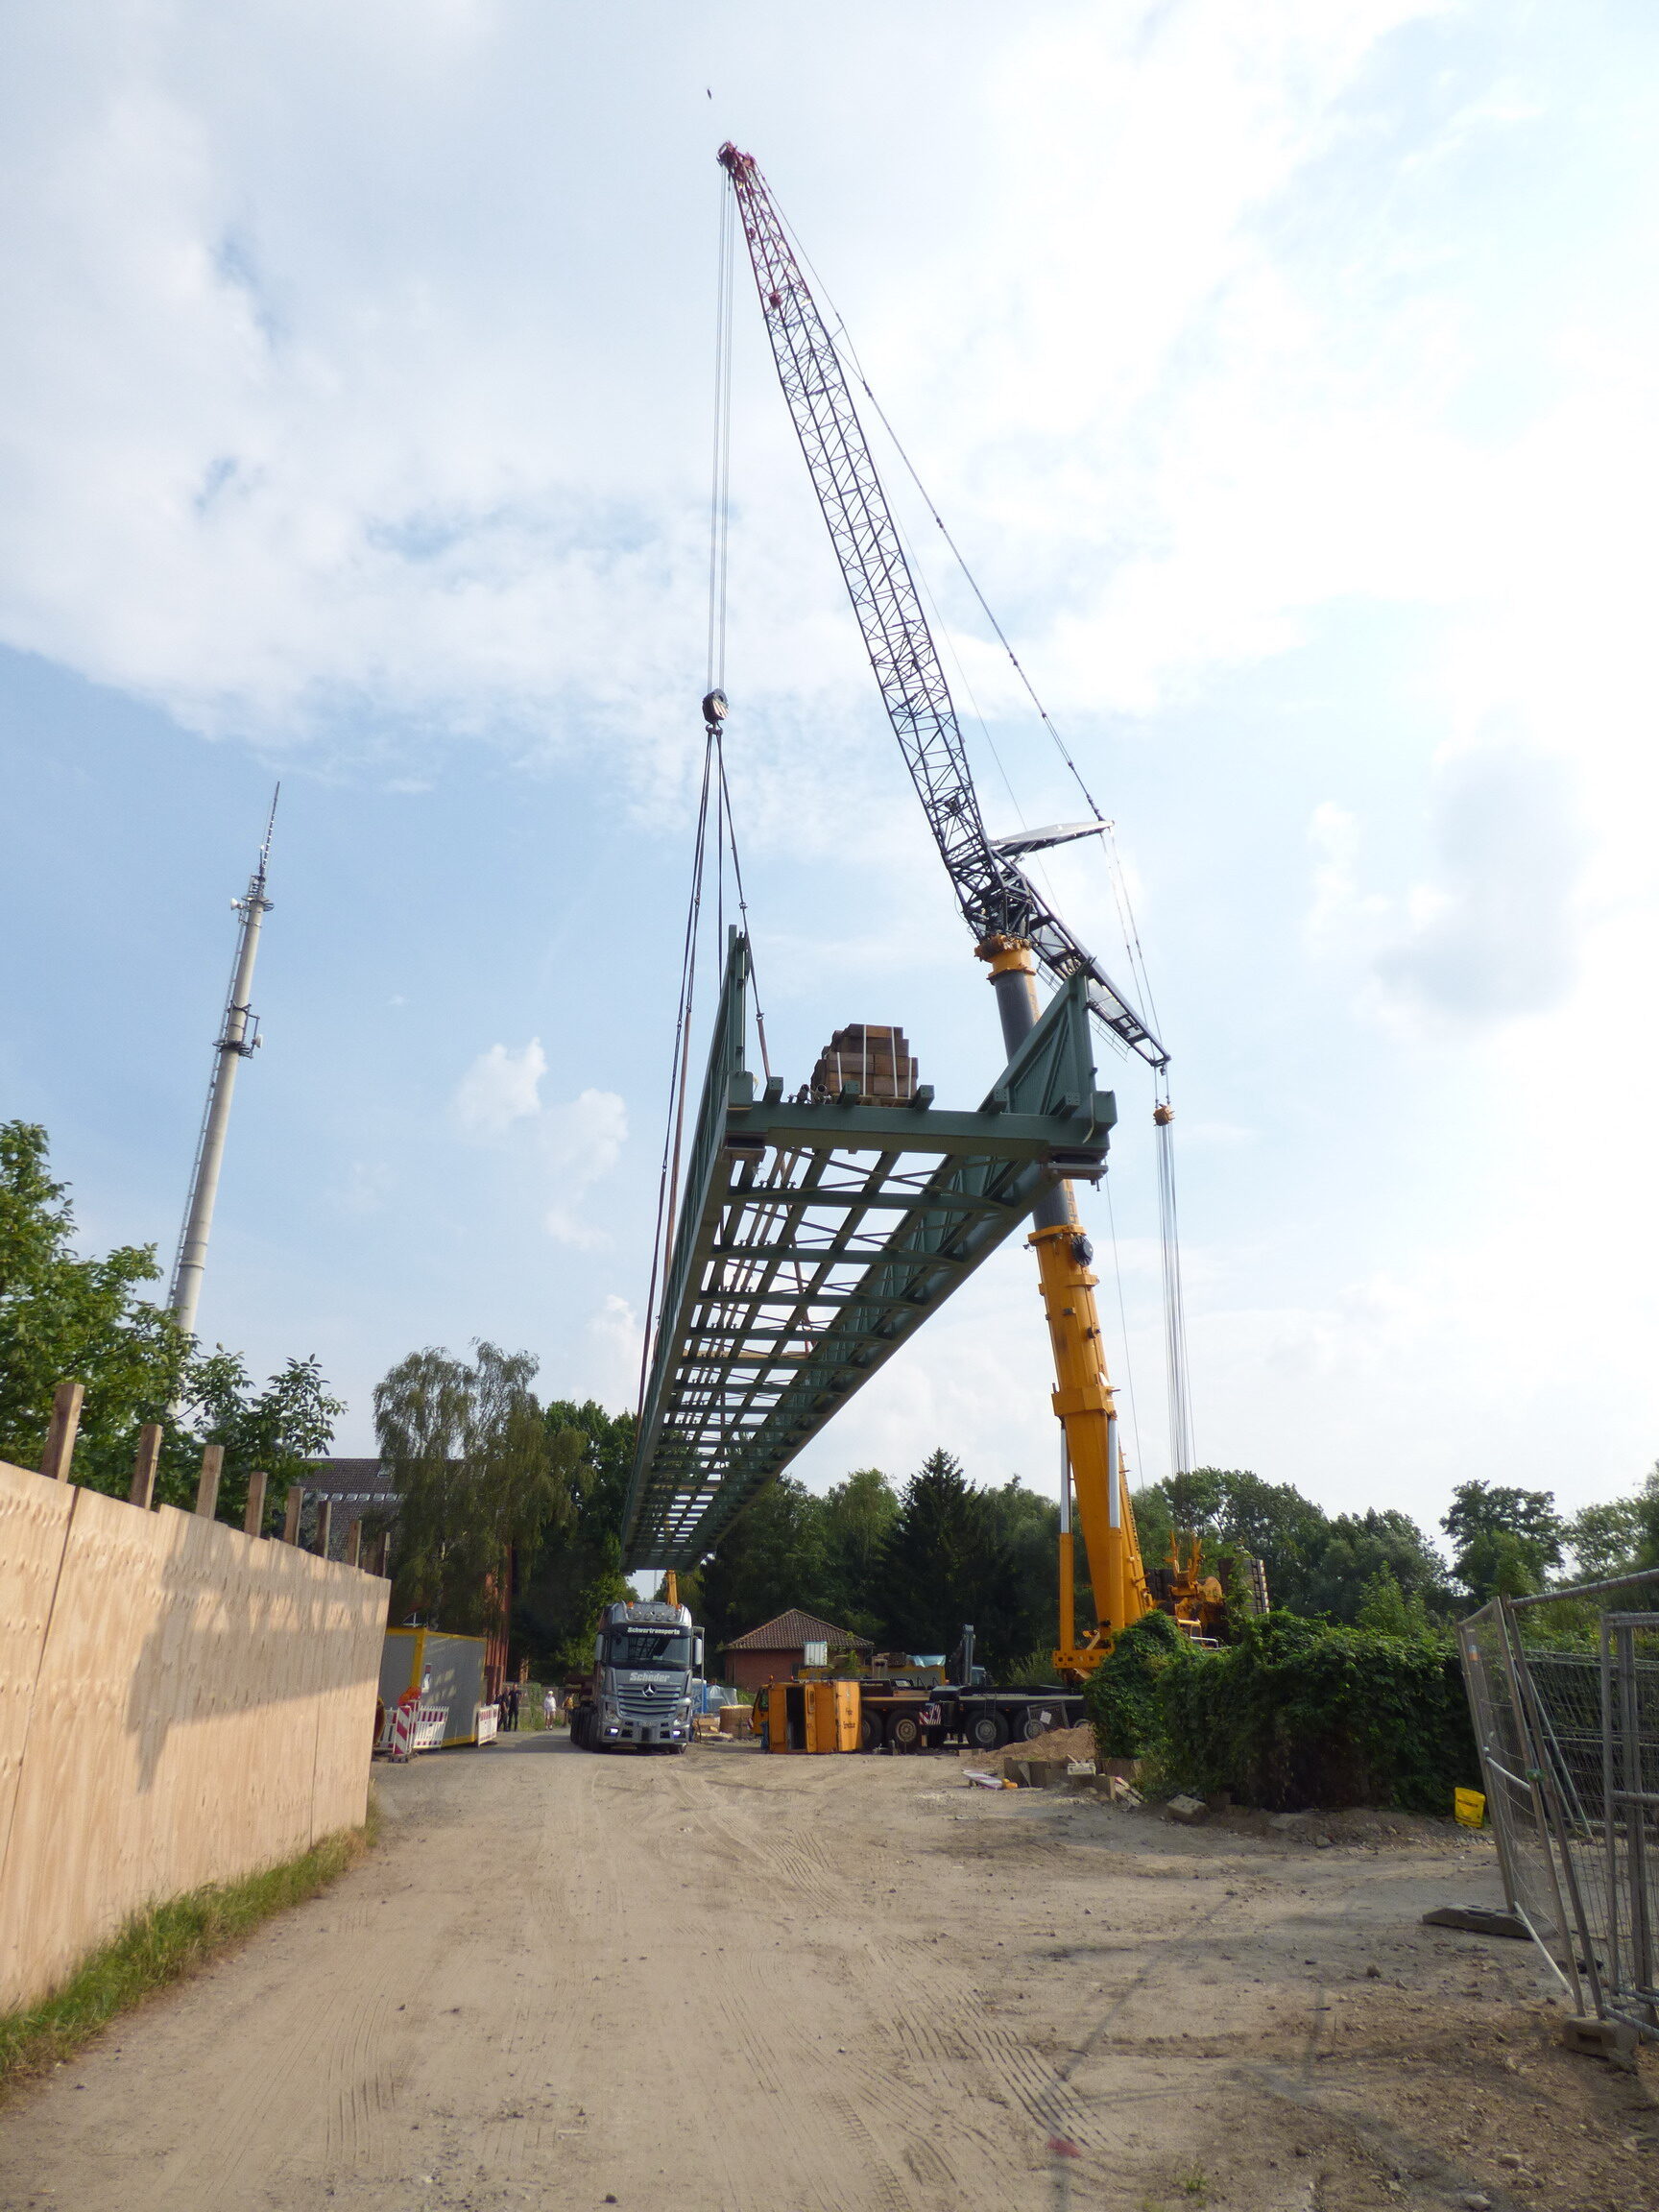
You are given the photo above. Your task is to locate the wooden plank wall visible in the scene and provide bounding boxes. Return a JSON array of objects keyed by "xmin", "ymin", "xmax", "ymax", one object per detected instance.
[{"xmin": 0, "ymin": 1456, "xmax": 389, "ymax": 2012}]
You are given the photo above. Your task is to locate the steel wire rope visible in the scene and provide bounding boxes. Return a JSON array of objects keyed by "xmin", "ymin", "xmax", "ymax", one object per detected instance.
[
  {"xmin": 1101, "ymin": 1175, "xmax": 1146, "ymax": 1491},
  {"xmin": 644, "ymin": 178, "xmax": 780, "ymax": 1461},
  {"xmin": 796, "ymin": 243, "xmax": 1196, "ymax": 1473},
  {"xmin": 768, "ymin": 169, "xmax": 1198, "ymax": 1487},
  {"xmin": 637, "ymin": 731, "xmax": 717, "ymax": 1423}
]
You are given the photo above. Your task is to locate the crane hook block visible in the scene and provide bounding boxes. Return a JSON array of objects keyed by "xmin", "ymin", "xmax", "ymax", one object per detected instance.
[{"xmin": 703, "ymin": 688, "xmax": 729, "ymax": 726}]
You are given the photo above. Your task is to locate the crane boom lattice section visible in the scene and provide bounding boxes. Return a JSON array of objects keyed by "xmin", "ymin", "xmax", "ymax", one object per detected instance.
[
  {"xmin": 623, "ymin": 933, "xmax": 1116, "ymax": 1570},
  {"xmin": 717, "ymin": 143, "xmax": 1166, "ymax": 1070}
]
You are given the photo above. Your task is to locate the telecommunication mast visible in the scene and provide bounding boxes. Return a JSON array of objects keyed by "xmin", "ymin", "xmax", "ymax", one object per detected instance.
[{"xmin": 167, "ymin": 790, "xmax": 277, "ymax": 1340}]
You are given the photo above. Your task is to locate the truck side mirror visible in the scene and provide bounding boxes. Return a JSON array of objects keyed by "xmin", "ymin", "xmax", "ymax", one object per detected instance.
[
  {"xmin": 693, "ymin": 1632, "xmax": 706, "ymax": 1673},
  {"xmin": 593, "ymin": 1635, "xmax": 603, "ymax": 1665}
]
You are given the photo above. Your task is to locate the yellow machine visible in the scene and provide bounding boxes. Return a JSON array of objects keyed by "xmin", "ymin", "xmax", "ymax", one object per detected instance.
[{"xmin": 757, "ymin": 1678, "xmax": 861, "ymax": 1754}]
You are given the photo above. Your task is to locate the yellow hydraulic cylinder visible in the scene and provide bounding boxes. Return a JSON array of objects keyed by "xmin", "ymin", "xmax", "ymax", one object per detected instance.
[
  {"xmin": 1030, "ymin": 1219, "xmax": 1151, "ymax": 1656},
  {"xmin": 978, "ymin": 932, "xmax": 1151, "ymax": 1674}
]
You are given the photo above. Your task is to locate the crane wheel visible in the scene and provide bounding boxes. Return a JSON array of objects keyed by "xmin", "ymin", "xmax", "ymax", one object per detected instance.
[
  {"xmin": 886, "ymin": 1712, "xmax": 924, "ymax": 1754},
  {"xmin": 859, "ymin": 1713, "xmax": 883, "ymax": 1753},
  {"xmin": 965, "ymin": 1710, "xmax": 1009, "ymax": 1752},
  {"xmin": 1017, "ymin": 1709, "xmax": 1054, "ymax": 1742}
]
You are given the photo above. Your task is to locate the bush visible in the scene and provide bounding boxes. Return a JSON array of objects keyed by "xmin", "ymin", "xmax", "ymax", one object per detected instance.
[
  {"xmin": 1081, "ymin": 1609, "xmax": 1189, "ymax": 1759},
  {"xmin": 1155, "ymin": 1611, "xmax": 1479, "ymax": 1813}
]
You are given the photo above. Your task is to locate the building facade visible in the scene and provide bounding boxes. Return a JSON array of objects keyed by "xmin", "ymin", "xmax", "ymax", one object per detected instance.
[{"xmin": 719, "ymin": 1608, "xmax": 875, "ymax": 1693}]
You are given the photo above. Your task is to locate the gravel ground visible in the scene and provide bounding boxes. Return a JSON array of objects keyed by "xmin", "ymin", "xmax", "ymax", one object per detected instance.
[{"xmin": 0, "ymin": 1733, "xmax": 1652, "ymax": 2212}]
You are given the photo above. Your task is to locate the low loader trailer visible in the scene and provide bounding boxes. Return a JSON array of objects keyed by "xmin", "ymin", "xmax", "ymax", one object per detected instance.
[{"xmin": 754, "ymin": 1626, "xmax": 1084, "ymax": 1754}]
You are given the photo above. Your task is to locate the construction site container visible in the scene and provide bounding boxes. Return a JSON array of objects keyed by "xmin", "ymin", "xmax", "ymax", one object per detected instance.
[{"xmin": 380, "ymin": 1626, "xmax": 490, "ymax": 1748}]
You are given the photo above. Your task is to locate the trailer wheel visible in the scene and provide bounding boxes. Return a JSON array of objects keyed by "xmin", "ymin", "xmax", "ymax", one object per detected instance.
[
  {"xmin": 886, "ymin": 1711, "xmax": 924, "ymax": 1755},
  {"xmin": 965, "ymin": 1709, "xmax": 1009, "ymax": 1752}
]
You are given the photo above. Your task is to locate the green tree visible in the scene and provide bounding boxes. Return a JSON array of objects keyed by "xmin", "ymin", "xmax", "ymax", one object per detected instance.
[
  {"xmin": 878, "ymin": 1449, "xmax": 1011, "ymax": 1662},
  {"xmin": 375, "ymin": 1342, "xmax": 562, "ymax": 1639},
  {"xmin": 696, "ymin": 1475, "xmax": 832, "ymax": 1654},
  {"xmin": 1564, "ymin": 1470, "xmax": 1659, "ymax": 1583},
  {"xmin": 1, "ymin": 1120, "xmax": 345, "ymax": 1511},
  {"xmin": 187, "ymin": 1350, "xmax": 345, "ymax": 1533},
  {"xmin": 0, "ymin": 1119, "xmax": 188, "ymax": 1490},
  {"xmin": 979, "ymin": 1476, "xmax": 1065, "ymax": 1670},
  {"xmin": 818, "ymin": 1467, "xmax": 898, "ymax": 1637},
  {"xmin": 1131, "ymin": 1467, "xmax": 1334, "ymax": 1614},
  {"xmin": 513, "ymin": 1399, "xmax": 635, "ymax": 1676},
  {"xmin": 1300, "ymin": 1510, "xmax": 1451, "ymax": 1623},
  {"xmin": 1442, "ymin": 1480, "xmax": 1564, "ymax": 1603},
  {"xmin": 1355, "ymin": 1565, "xmax": 1434, "ymax": 1637}
]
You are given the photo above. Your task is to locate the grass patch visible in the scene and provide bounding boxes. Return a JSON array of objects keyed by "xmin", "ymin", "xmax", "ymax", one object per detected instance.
[{"xmin": 0, "ymin": 1818, "xmax": 372, "ymax": 2095}]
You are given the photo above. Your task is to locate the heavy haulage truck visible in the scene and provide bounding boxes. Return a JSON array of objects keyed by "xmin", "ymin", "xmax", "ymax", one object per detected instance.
[{"xmin": 569, "ymin": 1599, "xmax": 705, "ymax": 1753}]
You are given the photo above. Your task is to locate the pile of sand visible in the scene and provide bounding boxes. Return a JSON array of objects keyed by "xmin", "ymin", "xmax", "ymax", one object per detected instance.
[{"xmin": 957, "ymin": 1721, "xmax": 1096, "ymax": 1773}]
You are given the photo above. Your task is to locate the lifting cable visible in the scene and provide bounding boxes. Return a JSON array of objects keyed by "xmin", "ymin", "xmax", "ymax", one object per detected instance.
[{"xmin": 638, "ymin": 177, "xmax": 772, "ymax": 1422}]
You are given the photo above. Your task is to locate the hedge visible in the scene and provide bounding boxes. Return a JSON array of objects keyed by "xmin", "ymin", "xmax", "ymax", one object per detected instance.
[{"xmin": 1085, "ymin": 1609, "xmax": 1480, "ymax": 1815}]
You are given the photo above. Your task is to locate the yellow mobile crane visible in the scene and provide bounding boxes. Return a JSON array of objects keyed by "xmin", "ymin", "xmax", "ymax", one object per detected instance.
[{"xmin": 717, "ymin": 146, "xmax": 1217, "ymax": 1676}]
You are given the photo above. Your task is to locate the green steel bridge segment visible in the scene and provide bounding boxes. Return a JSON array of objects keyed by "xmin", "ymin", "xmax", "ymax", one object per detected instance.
[{"xmin": 622, "ymin": 932, "xmax": 1117, "ymax": 1572}]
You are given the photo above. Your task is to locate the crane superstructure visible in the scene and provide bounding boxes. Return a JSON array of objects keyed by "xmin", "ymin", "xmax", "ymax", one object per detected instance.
[{"xmin": 717, "ymin": 142, "xmax": 1176, "ymax": 1673}]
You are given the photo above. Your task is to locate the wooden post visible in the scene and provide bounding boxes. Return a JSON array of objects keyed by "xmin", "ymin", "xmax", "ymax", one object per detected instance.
[
  {"xmin": 129, "ymin": 1424, "xmax": 162, "ymax": 1510},
  {"xmin": 244, "ymin": 1468, "xmax": 268, "ymax": 1538},
  {"xmin": 345, "ymin": 1518, "xmax": 362, "ymax": 1569},
  {"xmin": 38, "ymin": 1381, "xmax": 84, "ymax": 1483},
  {"xmin": 194, "ymin": 1443, "xmax": 224, "ymax": 1520},
  {"xmin": 315, "ymin": 1499, "xmax": 333, "ymax": 1561},
  {"xmin": 282, "ymin": 1485, "xmax": 303, "ymax": 1544}
]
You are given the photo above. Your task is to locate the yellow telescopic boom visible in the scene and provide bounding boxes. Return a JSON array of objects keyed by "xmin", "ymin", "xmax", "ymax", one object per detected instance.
[{"xmin": 980, "ymin": 940, "xmax": 1153, "ymax": 1678}]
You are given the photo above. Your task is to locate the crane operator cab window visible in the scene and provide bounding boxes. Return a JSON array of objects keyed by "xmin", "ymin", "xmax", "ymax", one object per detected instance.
[{"xmin": 605, "ymin": 1625, "xmax": 692, "ymax": 1671}]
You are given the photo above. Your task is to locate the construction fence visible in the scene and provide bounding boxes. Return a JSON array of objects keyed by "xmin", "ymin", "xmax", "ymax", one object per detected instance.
[
  {"xmin": 1460, "ymin": 1569, "xmax": 1659, "ymax": 2037},
  {"xmin": 0, "ymin": 1454, "xmax": 388, "ymax": 2012}
]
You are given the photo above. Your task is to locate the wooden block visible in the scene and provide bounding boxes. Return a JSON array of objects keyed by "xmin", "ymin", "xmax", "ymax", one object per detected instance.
[
  {"xmin": 315, "ymin": 1500, "xmax": 333, "ymax": 1560},
  {"xmin": 243, "ymin": 1468, "xmax": 267, "ymax": 1538},
  {"xmin": 194, "ymin": 1444, "xmax": 224, "ymax": 1520},
  {"xmin": 128, "ymin": 1425, "xmax": 161, "ymax": 1510},
  {"xmin": 346, "ymin": 1518, "xmax": 362, "ymax": 1569},
  {"xmin": 38, "ymin": 1382, "xmax": 84, "ymax": 1483},
  {"xmin": 282, "ymin": 1485, "xmax": 303, "ymax": 1544}
]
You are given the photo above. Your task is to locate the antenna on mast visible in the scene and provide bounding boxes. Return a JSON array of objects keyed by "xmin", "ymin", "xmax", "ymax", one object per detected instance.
[{"xmin": 168, "ymin": 787, "xmax": 279, "ymax": 1340}]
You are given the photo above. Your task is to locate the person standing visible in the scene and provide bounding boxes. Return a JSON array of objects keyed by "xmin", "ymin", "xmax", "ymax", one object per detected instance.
[{"xmin": 543, "ymin": 1686, "xmax": 559, "ymax": 1727}]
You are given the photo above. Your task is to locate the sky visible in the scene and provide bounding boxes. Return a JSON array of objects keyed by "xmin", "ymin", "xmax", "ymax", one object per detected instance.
[{"xmin": 3, "ymin": 1, "xmax": 1657, "ymax": 1550}]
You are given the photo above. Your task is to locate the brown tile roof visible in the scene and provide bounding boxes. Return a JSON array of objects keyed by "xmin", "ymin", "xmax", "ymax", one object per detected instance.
[
  {"xmin": 720, "ymin": 1608, "xmax": 874, "ymax": 1653},
  {"xmin": 303, "ymin": 1457, "xmax": 399, "ymax": 1502}
]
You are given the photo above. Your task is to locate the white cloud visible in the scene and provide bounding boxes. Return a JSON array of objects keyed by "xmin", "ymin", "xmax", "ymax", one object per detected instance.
[
  {"xmin": 453, "ymin": 1038, "xmax": 546, "ymax": 1140},
  {"xmin": 451, "ymin": 1043, "xmax": 625, "ymax": 1245},
  {"xmin": 540, "ymin": 1090, "xmax": 628, "ymax": 1249},
  {"xmin": 1303, "ymin": 737, "xmax": 1591, "ymax": 1029}
]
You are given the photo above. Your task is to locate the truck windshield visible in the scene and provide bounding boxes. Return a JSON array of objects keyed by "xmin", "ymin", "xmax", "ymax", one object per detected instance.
[{"xmin": 607, "ymin": 1629, "xmax": 692, "ymax": 1671}]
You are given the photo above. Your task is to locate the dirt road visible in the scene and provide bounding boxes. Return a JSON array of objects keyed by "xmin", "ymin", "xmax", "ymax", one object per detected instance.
[{"xmin": 2, "ymin": 1734, "xmax": 1654, "ymax": 2211}]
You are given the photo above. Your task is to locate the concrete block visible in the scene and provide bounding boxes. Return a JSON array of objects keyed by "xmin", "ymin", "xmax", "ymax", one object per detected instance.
[
  {"xmin": 1559, "ymin": 2013, "xmax": 1640, "ymax": 2064},
  {"xmin": 1166, "ymin": 1793, "xmax": 1210, "ymax": 1825}
]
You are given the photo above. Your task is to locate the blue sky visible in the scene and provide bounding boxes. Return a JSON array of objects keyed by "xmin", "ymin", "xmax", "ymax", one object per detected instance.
[{"xmin": 3, "ymin": 2, "xmax": 1656, "ymax": 1540}]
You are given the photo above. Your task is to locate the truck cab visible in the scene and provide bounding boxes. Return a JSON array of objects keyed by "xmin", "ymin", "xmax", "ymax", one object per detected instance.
[{"xmin": 570, "ymin": 1600, "xmax": 704, "ymax": 1753}]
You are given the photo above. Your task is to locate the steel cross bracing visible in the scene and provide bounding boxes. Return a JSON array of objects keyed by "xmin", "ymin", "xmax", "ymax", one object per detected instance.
[
  {"xmin": 717, "ymin": 143, "xmax": 1167, "ymax": 1072},
  {"xmin": 622, "ymin": 932, "xmax": 1116, "ymax": 1571}
]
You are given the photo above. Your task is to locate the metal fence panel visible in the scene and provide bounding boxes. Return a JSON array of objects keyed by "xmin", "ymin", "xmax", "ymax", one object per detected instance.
[{"xmin": 1460, "ymin": 1571, "xmax": 1659, "ymax": 2035}]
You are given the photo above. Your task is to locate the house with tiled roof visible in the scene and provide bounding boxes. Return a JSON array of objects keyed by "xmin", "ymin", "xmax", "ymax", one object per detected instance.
[{"xmin": 719, "ymin": 1609, "xmax": 874, "ymax": 1692}]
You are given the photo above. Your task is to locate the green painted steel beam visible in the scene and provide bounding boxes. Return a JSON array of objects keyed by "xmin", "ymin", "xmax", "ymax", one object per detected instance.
[{"xmin": 621, "ymin": 931, "xmax": 1114, "ymax": 1571}]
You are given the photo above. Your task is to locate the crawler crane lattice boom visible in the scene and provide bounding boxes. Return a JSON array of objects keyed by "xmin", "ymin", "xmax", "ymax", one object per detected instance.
[{"xmin": 717, "ymin": 142, "xmax": 1162, "ymax": 1673}]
